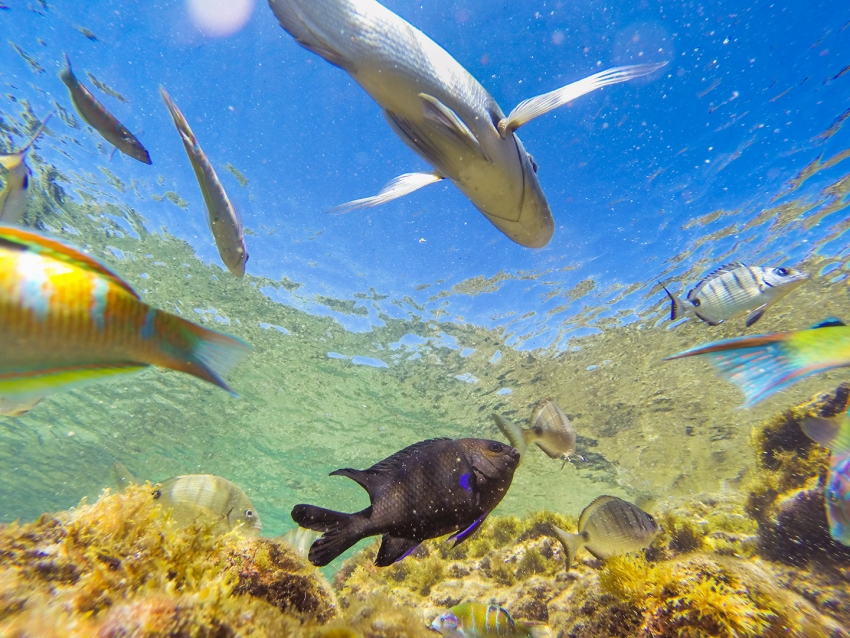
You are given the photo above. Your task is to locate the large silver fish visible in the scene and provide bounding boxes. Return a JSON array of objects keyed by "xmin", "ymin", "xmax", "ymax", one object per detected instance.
[
  {"xmin": 0, "ymin": 113, "xmax": 52, "ymax": 224},
  {"xmin": 160, "ymin": 88, "xmax": 248, "ymax": 277},
  {"xmin": 664, "ymin": 263, "xmax": 808, "ymax": 327},
  {"xmin": 268, "ymin": 0, "xmax": 666, "ymax": 248}
]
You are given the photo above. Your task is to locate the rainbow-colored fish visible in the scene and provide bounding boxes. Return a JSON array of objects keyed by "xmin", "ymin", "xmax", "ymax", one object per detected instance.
[
  {"xmin": 0, "ymin": 225, "xmax": 251, "ymax": 414},
  {"xmin": 431, "ymin": 602, "xmax": 549, "ymax": 638},
  {"xmin": 801, "ymin": 409, "xmax": 850, "ymax": 546},
  {"xmin": 664, "ymin": 319, "xmax": 850, "ymax": 407}
]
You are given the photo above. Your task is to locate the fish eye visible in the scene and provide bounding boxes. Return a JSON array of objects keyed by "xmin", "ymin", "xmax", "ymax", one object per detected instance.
[
  {"xmin": 828, "ymin": 489, "xmax": 839, "ymax": 503},
  {"xmin": 245, "ymin": 509, "xmax": 254, "ymax": 519},
  {"xmin": 691, "ymin": 299, "xmax": 701, "ymax": 307},
  {"xmin": 152, "ymin": 489, "xmax": 162, "ymax": 499},
  {"xmin": 774, "ymin": 267, "xmax": 788, "ymax": 276},
  {"xmin": 489, "ymin": 442, "xmax": 504, "ymax": 453}
]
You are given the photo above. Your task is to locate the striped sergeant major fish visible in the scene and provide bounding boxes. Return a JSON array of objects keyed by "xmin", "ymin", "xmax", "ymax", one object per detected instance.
[
  {"xmin": 0, "ymin": 224, "xmax": 251, "ymax": 415},
  {"xmin": 59, "ymin": 54, "xmax": 151, "ymax": 164},
  {"xmin": 664, "ymin": 319, "xmax": 850, "ymax": 407},
  {"xmin": 431, "ymin": 602, "xmax": 549, "ymax": 638},
  {"xmin": 663, "ymin": 263, "xmax": 808, "ymax": 327},
  {"xmin": 268, "ymin": 0, "xmax": 666, "ymax": 248},
  {"xmin": 0, "ymin": 112, "xmax": 53, "ymax": 224}
]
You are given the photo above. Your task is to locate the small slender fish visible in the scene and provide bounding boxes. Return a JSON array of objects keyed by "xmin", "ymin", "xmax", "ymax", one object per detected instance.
[
  {"xmin": 0, "ymin": 225, "xmax": 251, "ymax": 412},
  {"xmin": 665, "ymin": 318, "xmax": 850, "ymax": 407},
  {"xmin": 802, "ymin": 409, "xmax": 850, "ymax": 546},
  {"xmin": 280, "ymin": 526, "xmax": 321, "ymax": 559},
  {"xmin": 552, "ymin": 495, "xmax": 661, "ymax": 569},
  {"xmin": 268, "ymin": 0, "xmax": 666, "ymax": 248},
  {"xmin": 160, "ymin": 88, "xmax": 248, "ymax": 277},
  {"xmin": 59, "ymin": 54, "xmax": 151, "ymax": 164},
  {"xmin": 431, "ymin": 603, "xmax": 549, "ymax": 638},
  {"xmin": 492, "ymin": 398, "xmax": 579, "ymax": 469},
  {"xmin": 153, "ymin": 474, "xmax": 262, "ymax": 536},
  {"xmin": 0, "ymin": 112, "xmax": 53, "ymax": 224},
  {"xmin": 664, "ymin": 263, "xmax": 808, "ymax": 327}
]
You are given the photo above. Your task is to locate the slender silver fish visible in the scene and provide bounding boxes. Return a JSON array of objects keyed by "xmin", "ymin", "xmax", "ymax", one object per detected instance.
[
  {"xmin": 59, "ymin": 54, "xmax": 151, "ymax": 164},
  {"xmin": 492, "ymin": 397, "xmax": 579, "ymax": 469},
  {"xmin": 0, "ymin": 113, "xmax": 52, "ymax": 224},
  {"xmin": 552, "ymin": 495, "xmax": 660, "ymax": 569},
  {"xmin": 664, "ymin": 263, "xmax": 808, "ymax": 327},
  {"xmin": 160, "ymin": 88, "xmax": 248, "ymax": 277},
  {"xmin": 268, "ymin": 0, "xmax": 666, "ymax": 248}
]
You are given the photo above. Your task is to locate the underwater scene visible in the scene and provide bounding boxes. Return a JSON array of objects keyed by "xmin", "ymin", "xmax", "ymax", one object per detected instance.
[{"xmin": 2, "ymin": 0, "xmax": 850, "ymax": 636}]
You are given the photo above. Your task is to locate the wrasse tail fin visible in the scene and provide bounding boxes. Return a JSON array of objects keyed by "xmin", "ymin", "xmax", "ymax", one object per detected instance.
[
  {"xmin": 664, "ymin": 333, "xmax": 832, "ymax": 407},
  {"xmin": 663, "ymin": 285, "xmax": 686, "ymax": 321},
  {"xmin": 291, "ymin": 504, "xmax": 361, "ymax": 567},
  {"xmin": 491, "ymin": 413, "xmax": 528, "ymax": 458},
  {"xmin": 376, "ymin": 535, "xmax": 419, "ymax": 567},
  {"xmin": 327, "ymin": 172, "xmax": 443, "ymax": 214},
  {"xmin": 551, "ymin": 525, "xmax": 583, "ymax": 570},
  {"xmin": 499, "ymin": 62, "xmax": 668, "ymax": 136}
]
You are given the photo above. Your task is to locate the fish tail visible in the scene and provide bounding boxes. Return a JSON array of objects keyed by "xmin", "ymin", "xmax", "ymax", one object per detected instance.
[
  {"xmin": 521, "ymin": 623, "xmax": 551, "ymax": 638},
  {"xmin": 491, "ymin": 413, "xmax": 527, "ymax": 457},
  {"xmin": 551, "ymin": 525, "xmax": 583, "ymax": 570},
  {"xmin": 291, "ymin": 504, "xmax": 361, "ymax": 567},
  {"xmin": 663, "ymin": 285, "xmax": 686, "ymax": 321},
  {"xmin": 147, "ymin": 309, "xmax": 252, "ymax": 396},
  {"xmin": 664, "ymin": 333, "xmax": 821, "ymax": 406}
]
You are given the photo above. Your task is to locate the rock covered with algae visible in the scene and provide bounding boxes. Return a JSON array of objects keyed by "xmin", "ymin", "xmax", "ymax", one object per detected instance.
[{"xmin": 0, "ymin": 485, "xmax": 432, "ymax": 638}]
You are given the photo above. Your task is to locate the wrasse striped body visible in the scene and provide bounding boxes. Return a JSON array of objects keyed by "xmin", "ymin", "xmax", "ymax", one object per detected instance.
[
  {"xmin": 431, "ymin": 602, "xmax": 549, "ymax": 638},
  {"xmin": 665, "ymin": 319, "xmax": 850, "ymax": 406},
  {"xmin": 0, "ymin": 225, "xmax": 251, "ymax": 412}
]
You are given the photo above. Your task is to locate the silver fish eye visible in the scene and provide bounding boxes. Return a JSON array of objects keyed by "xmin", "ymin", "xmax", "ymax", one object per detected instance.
[
  {"xmin": 774, "ymin": 267, "xmax": 788, "ymax": 276},
  {"xmin": 245, "ymin": 509, "xmax": 254, "ymax": 519}
]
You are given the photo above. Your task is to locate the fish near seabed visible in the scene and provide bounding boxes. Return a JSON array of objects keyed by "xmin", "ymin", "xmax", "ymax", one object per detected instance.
[
  {"xmin": 59, "ymin": 54, "xmax": 151, "ymax": 164},
  {"xmin": 801, "ymin": 409, "xmax": 850, "ymax": 546},
  {"xmin": 492, "ymin": 398, "xmax": 578, "ymax": 468},
  {"xmin": 0, "ymin": 225, "xmax": 252, "ymax": 413},
  {"xmin": 291, "ymin": 437, "xmax": 519, "ymax": 567},
  {"xmin": 280, "ymin": 526, "xmax": 322, "ymax": 559},
  {"xmin": 267, "ymin": 0, "xmax": 666, "ymax": 248},
  {"xmin": 552, "ymin": 495, "xmax": 661, "ymax": 569},
  {"xmin": 0, "ymin": 112, "xmax": 53, "ymax": 225},
  {"xmin": 160, "ymin": 88, "xmax": 248, "ymax": 277},
  {"xmin": 663, "ymin": 263, "xmax": 808, "ymax": 327},
  {"xmin": 431, "ymin": 603, "xmax": 549, "ymax": 638},
  {"xmin": 665, "ymin": 318, "xmax": 850, "ymax": 407},
  {"xmin": 153, "ymin": 474, "xmax": 262, "ymax": 536}
]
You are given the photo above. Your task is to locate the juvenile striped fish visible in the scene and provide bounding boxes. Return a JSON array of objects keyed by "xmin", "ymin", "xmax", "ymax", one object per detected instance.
[
  {"xmin": 59, "ymin": 54, "xmax": 151, "ymax": 164},
  {"xmin": 0, "ymin": 225, "xmax": 251, "ymax": 413},
  {"xmin": 431, "ymin": 602, "xmax": 549, "ymax": 638},
  {"xmin": 268, "ymin": 0, "xmax": 666, "ymax": 248},
  {"xmin": 665, "ymin": 319, "xmax": 850, "ymax": 407},
  {"xmin": 0, "ymin": 113, "xmax": 53, "ymax": 224},
  {"xmin": 664, "ymin": 263, "xmax": 808, "ymax": 327},
  {"xmin": 160, "ymin": 88, "xmax": 248, "ymax": 277},
  {"xmin": 492, "ymin": 398, "xmax": 579, "ymax": 469},
  {"xmin": 552, "ymin": 495, "xmax": 660, "ymax": 569}
]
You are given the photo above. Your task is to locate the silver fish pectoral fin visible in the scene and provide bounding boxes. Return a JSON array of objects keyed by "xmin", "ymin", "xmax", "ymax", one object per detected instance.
[
  {"xmin": 745, "ymin": 304, "xmax": 768, "ymax": 327},
  {"xmin": 499, "ymin": 62, "xmax": 668, "ymax": 136},
  {"xmin": 384, "ymin": 109, "xmax": 466, "ymax": 177},
  {"xmin": 328, "ymin": 171, "xmax": 444, "ymax": 214},
  {"xmin": 268, "ymin": 0, "xmax": 352, "ymax": 71},
  {"xmin": 418, "ymin": 93, "xmax": 487, "ymax": 160}
]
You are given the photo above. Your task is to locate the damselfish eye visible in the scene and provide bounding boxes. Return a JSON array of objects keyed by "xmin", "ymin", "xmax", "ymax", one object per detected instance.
[
  {"xmin": 774, "ymin": 267, "xmax": 788, "ymax": 276},
  {"xmin": 245, "ymin": 509, "xmax": 254, "ymax": 519},
  {"xmin": 489, "ymin": 442, "xmax": 504, "ymax": 453}
]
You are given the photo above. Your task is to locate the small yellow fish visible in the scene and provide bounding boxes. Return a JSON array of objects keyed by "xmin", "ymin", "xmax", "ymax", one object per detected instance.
[
  {"xmin": 0, "ymin": 112, "xmax": 53, "ymax": 224},
  {"xmin": 153, "ymin": 474, "xmax": 262, "ymax": 535},
  {"xmin": 492, "ymin": 398, "xmax": 579, "ymax": 469},
  {"xmin": 160, "ymin": 88, "xmax": 248, "ymax": 277},
  {"xmin": 60, "ymin": 53, "xmax": 151, "ymax": 164}
]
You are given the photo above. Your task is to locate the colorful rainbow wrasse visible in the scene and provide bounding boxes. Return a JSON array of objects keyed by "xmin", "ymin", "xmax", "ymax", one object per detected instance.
[
  {"xmin": 664, "ymin": 319, "xmax": 850, "ymax": 407},
  {"xmin": 0, "ymin": 225, "xmax": 251, "ymax": 415},
  {"xmin": 801, "ymin": 407, "xmax": 850, "ymax": 546},
  {"xmin": 0, "ymin": 112, "xmax": 53, "ymax": 224},
  {"xmin": 431, "ymin": 602, "xmax": 549, "ymax": 638}
]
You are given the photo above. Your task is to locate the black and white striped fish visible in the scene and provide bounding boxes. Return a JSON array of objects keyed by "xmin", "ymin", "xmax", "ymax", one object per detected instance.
[{"xmin": 664, "ymin": 263, "xmax": 808, "ymax": 327}]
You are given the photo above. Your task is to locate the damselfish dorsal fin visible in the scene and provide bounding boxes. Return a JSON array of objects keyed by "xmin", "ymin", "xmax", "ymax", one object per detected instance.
[
  {"xmin": 578, "ymin": 495, "xmax": 618, "ymax": 532},
  {"xmin": 810, "ymin": 318, "xmax": 847, "ymax": 329},
  {"xmin": 0, "ymin": 225, "xmax": 140, "ymax": 299}
]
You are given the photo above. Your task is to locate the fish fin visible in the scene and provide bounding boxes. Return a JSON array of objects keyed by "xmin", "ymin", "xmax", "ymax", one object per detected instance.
[
  {"xmin": 578, "ymin": 495, "xmax": 618, "ymax": 530},
  {"xmin": 499, "ymin": 62, "xmax": 667, "ymax": 135},
  {"xmin": 59, "ymin": 52, "xmax": 74, "ymax": 85},
  {"xmin": 663, "ymin": 332, "xmax": 834, "ymax": 406},
  {"xmin": 745, "ymin": 305, "xmax": 767, "ymax": 327},
  {"xmin": 267, "ymin": 0, "xmax": 352, "ymax": 71},
  {"xmin": 694, "ymin": 310, "xmax": 723, "ymax": 326},
  {"xmin": 811, "ymin": 318, "xmax": 847, "ymax": 329},
  {"xmin": 13, "ymin": 111, "xmax": 54, "ymax": 157},
  {"xmin": 802, "ymin": 415, "xmax": 850, "ymax": 453},
  {"xmin": 330, "ymin": 467, "xmax": 385, "ymax": 500},
  {"xmin": 328, "ymin": 172, "xmax": 443, "ymax": 214},
  {"xmin": 418, "ymin": 93, "xmax": 487, "ymax": 159},
  {"xmin": 0, "ymin": 394, "xmax": 44, "ymax": 416},
  {"xmin": 290, "ymin": 504, "xmax": 361, "ymax": 567},
  {"xmin": 0, "ymin": 225, "xmax": 141, "ymax": 299},
  {"xmin": 0, "ymin": 364, "xmax": 148, "ymax": 397},
  {"xmin": 375, "ymin": 535, "xmax": 420, "ymax": 567},
  {"xmin": 491, "ymin": 413, "xmax": 528, "ymax": 457},
  {"xmin": 521, "ymin": 623, "xmax": 551, "ymax": 638},
  {"xmin": 551, "ymin": 525, "xmax": 583, "ymax": 569},
  {"xmin": 663, "ymin": 285, "xmax": 687, "ymax": 321},
  {"xmin": 112, "ymin": 461, "xmax": 138, "ymax": 490},
  {"xmin": 449, "ymin": 513, "xmax": 487, "ymax": 547},
  {"xmin": 384, "ymin": 109, "xmax": 464, "ymax": 176}
]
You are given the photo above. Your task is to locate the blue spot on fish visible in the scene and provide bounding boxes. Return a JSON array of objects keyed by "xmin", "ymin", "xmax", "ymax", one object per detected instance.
[
  {"xmin": 140, "ymin": 308, "xmax": 157, "ymax": 340},
  {"xmin": 459, "ymin": 472, "xmax": 472, "ymax": 492}
]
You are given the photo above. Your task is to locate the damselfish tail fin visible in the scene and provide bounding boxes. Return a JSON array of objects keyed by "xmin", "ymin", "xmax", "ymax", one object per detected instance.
[
  {"xmin": 149, "ymin": 309, "xmax": 252, "ymax": 396},
  {"xmin": 663, "ymin": 286, "xmax": 687, "ymax": 321},
  {"xmin": 491, "ymin": 413, "xmax": 528, "ymax": 458},
  {"xmin": 291, "ymin": 504, "xmax": 361, "ymax": 567},
  {"xmin": 663, "ymin": 331, "xmax": 846, "ymax": 407},
  {"xmin": 551, "ymin": 525, "xmax": 584, "ymax": 570}
]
